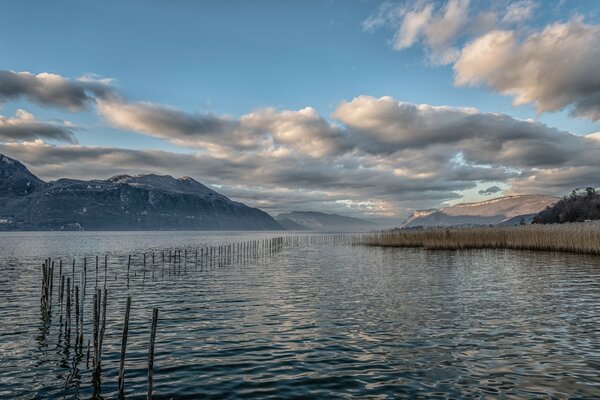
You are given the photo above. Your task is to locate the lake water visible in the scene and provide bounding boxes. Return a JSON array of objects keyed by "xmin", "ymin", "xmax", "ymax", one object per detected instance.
[{"xmin": 1, "ymin": 231, "xmax": 600, "ymax": 399}]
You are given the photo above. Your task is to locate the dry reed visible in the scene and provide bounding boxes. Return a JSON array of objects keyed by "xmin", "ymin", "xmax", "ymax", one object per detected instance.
[{"xmin": 360, "ymin": 221, "xmax": 600, "ymax": 254}]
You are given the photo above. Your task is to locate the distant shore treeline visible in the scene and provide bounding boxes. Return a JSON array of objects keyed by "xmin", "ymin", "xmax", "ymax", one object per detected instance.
[
  {"xmin": 361, "ymin": 221, "xmax": 600, "ymax": 254},
  {"xmin": 533, "ymin": 187, "xmax": 600, "ymax": 224}
]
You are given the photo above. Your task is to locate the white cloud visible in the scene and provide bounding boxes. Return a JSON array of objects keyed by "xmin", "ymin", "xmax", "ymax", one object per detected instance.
[
  {"xmin": 364, "ymin": 0, "xmax": 495, "ymax": 64},
  {"xmin": 394, "ymin": 2, "xmax": 435, "ymax": 49},
  {"xmin": 502, "ymin": 0, "xmax": 538, "ymax": 24},
  {"xmin": 365, "ymin": 2, "xmax": 600, "ymax": 121},
  {"xmin": 454, "ymin": 21, "xmax": 600, "ymax": 120}
]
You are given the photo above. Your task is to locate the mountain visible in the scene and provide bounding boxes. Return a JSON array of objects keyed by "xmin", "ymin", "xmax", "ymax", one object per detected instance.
[
  {"xmin": 0, "ymin": 154, "xmax": 282, "ymax": 231},
  {"xmin": 401, "ymin": 194, "xmax": 559, "ymax": 228},
  {"xmin": 0, "ymin": 154, "xmax": 44, "ymax": 197},
  {"xmin": 275, "ymin": 211, "xmax": 378, "ymax": 231}
]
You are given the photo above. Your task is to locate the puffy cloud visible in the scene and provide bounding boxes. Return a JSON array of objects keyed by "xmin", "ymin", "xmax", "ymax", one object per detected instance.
[
  {"xmin": 98, "ymin": 96, "xmax": 349, "ymax": 158},
  {"xmin": 365, "ymin": 1, "xmax": 600, "ymax": 121},
  {"xmin": 0, "ymin": 109, "xmax": 77, "ymax": 143},
  {"xmin": 0, "ymin": 70, "xmax": 113, "ymax": 111},
  {"xmin": 454, "ymin": 21, "xmax": 600, "ymax": 120},
  {"xmin": 240, "ymin": 107, "xmax": 351, "ymax": 158},
  {"xmin": 333, "ymin": 95, "xmax": 597, "ymax": 170}
]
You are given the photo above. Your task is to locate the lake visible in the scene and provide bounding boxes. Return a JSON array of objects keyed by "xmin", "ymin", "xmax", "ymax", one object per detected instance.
[{"xmin": 1, "ymin": 231, "xmax": 600, "ymax": 399}]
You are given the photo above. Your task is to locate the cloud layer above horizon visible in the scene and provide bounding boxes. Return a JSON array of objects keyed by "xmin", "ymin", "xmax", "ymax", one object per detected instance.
[{"xmin": 1, "ymin": 67, "xmax": 600, "ymax": 221}]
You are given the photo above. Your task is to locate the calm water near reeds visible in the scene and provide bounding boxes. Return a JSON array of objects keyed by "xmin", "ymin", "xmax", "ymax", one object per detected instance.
[{"xmin": 1, "ymin": 231, "xmax": 600, "ymax": 399}]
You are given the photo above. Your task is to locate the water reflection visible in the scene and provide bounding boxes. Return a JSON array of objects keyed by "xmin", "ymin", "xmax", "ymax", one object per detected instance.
[{"xmin": 1, "ymin": 232, "xmax": 600, "ymax": 398}]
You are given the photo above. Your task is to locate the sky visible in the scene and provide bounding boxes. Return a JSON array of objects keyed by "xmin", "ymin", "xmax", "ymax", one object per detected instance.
[{"xmin": 1, "ymin": 0, "xmax": 600, "ymax": 224}]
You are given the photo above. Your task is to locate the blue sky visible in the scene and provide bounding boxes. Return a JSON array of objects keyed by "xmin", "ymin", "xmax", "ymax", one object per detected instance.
[{"xmin": 1, "ymin": 0, "xmax": 600, "ymax": 222}]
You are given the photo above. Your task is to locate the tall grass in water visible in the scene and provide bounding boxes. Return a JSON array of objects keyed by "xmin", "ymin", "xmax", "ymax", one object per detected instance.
[{"xmin": 361, "ymin": 221, "xmax": 600, "ymax": 254}]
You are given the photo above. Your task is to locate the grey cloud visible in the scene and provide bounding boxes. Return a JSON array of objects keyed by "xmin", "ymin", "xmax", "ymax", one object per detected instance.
[
  {"xmin": 0, "ymin": 110, "xmax": 77, "ymax": 143},
  {"xmin": 0, "ymin": 70, "xmax": 113, "ymax": 111},
  {"xmin": 509, "ymin": 166, "xmax": 600, "ymax": 195},
  {"xmin": 334, "ymin": 95, "xmax": 600, "ymax": 170},
  {"xmin": 478, "ymin": 185, "xmax": 502, "ymax": 196},
  {"xmin": 98, "ymin": 97, "xmax": 349, "ymax": 157},
  {"xmin": 97, "ymin": 96, "xmax": 245, "ymax": 149},
  {"xmin": 0, "ymin": 141, "xmax": 489, "ymax": 219}
]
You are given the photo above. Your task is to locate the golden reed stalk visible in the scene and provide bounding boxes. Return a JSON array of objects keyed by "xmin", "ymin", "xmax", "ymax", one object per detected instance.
[{"xmin": 360, "ymin": 221, "xmax": 600, "ymax": 254}]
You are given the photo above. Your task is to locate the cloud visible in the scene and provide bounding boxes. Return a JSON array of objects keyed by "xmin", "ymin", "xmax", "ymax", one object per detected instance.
[
  {"xmin": 240, "ymin": 107, "xmax": 350, "ymax": 158},
  {"xmin": 502, "ymin": 0, "xmax": 538, "ymax": 24},
  {"xmin": 0, "ymin": 137, "xmax": 508, "ymax": 220},
  {"xmin": 454, "ymin": 21, "xmax": 600, "ymax": 120},
  {"xmin": 333, "ymin": 95, "xmax": 597, "ymax": 170},
  {"xmin": 98, "ymin": 96, "xmax": 349, "ymax": 158},
  {"xmin": 478, "ymin": 185, "xmax": 502, "ymax": 196},
  {"xmin": 0, "ymin": 70, "xmax": 113, "ymax": 111},
  {"xmin": 96, "ymin": 96, "xmax": 247, "ymax": 150},
  {"xmin": 0, "ymin": 109, "xmax": 77, "ymax": 143},
  {"xmin": 364, "ymin": 2, "xmax": 600, "ymax": 120},
  {"xmin": 6, "ymin": 90, "xmax": 598, "ymax": 218},
  {"xmin": 1, "ymin": 66, "xmax": 599, "ymax": 218},
  {"xmin": 363, "ymin": 0, "xmax": 500, "ymax": 64}
]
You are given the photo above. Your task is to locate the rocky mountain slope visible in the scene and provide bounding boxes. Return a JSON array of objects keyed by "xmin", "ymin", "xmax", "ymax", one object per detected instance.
[
  {"xmin": 275, "ymin": 211, "xmax": 377, "ymax": 231},
  {"xmin": 401, "ymin": 194, "xmax": 559, "ymax": 228},
  {"xmin": 0, "ymin": 154, "xmax": 282, "ymax": 231}
]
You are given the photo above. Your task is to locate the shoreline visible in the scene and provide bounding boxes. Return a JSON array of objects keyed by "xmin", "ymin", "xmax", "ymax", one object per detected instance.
[{"xmin": 359, "ymin": 221, "xmax": 600, "ymax": 255}]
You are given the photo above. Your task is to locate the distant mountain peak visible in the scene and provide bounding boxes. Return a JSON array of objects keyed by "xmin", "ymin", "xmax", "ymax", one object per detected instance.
[
  {"xmin": 402, "ymin": 194, "xmax": 559, "ymax": 228},
  {"xmin": 1, "ymin": 154, "xmax": 15, "ymax": 165},
  {"xmin": 108, "ymin": 174, "xmax": 133, "ymax": 182},
  {"xmin": 0, "ymin": 154, "xmax": 44, "ymax": 196}
]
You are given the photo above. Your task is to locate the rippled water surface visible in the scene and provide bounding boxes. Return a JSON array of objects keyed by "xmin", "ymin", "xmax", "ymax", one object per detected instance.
[{"xmin": 1, "ymin": 231, "xmax": 600, "ymax": 399}]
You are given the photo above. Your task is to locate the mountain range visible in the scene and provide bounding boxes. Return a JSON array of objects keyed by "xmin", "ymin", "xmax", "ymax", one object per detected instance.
[
  {"xmin": 400, "ymin": 194, "xmax": 559, "ymax": 228},
  {"xmin": 0, "ymin": 154, "xmax": 282, "ymax": 231},
  {"xmin": 0, "ymin": 154, "xmax": 564, "ymax": 232}
]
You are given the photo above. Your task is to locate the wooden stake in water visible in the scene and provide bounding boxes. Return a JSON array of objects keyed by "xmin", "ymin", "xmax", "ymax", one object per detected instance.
[
  {"xmin": 104, "ymin": 255, "xmax": 108, "ymax": 289},
  {"xmin": 66, "ymin": 277, "xmax": 71, "ymax": 336},
  {"xmin": 118, "ymin": 296, "xmax": 132, "ymax": 398},
  {"xmin": 147, "ymin": 307, "xmax": 159, "ymax": 400},
  {"xmin": 86, "ymin": 339, "xmax": 91, "ymax": 369},
  {"xmin": 127, "ymin": 255, "xmax": 131, "ymax": 287},
  {"xmin": 95, "ymin": 255, "xmax": 99, "ymax": 289}
]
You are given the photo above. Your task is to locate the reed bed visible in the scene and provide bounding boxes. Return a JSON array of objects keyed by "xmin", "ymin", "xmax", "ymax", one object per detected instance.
[{"xmin": 360, "ymin": 221, "xmax": 600, "ymax": 254}]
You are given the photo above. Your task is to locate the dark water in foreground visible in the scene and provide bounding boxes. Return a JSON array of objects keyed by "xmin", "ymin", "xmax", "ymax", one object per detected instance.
[{"xmin": 1, "ymin": 231, "xmax": 600, "ymax": 399}]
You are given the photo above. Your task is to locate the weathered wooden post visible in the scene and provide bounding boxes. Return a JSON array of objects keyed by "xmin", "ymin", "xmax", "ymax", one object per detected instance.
[
  {"xmin": 147, "ymin": 307, "xmax": 159, "ymax": 400},
  {"xmin": 118, "ymin": 296, "xmax": 132, "ymax": 398}
]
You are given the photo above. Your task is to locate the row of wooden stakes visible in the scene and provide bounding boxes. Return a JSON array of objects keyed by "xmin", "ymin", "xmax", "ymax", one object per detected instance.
[
  {"xmin": 41, "ymin": 258, "xmax": 158, "ymax": 399},
  {"xmin": 37, "ymin": 234, "xmax": 357, "ymax": 398}
]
